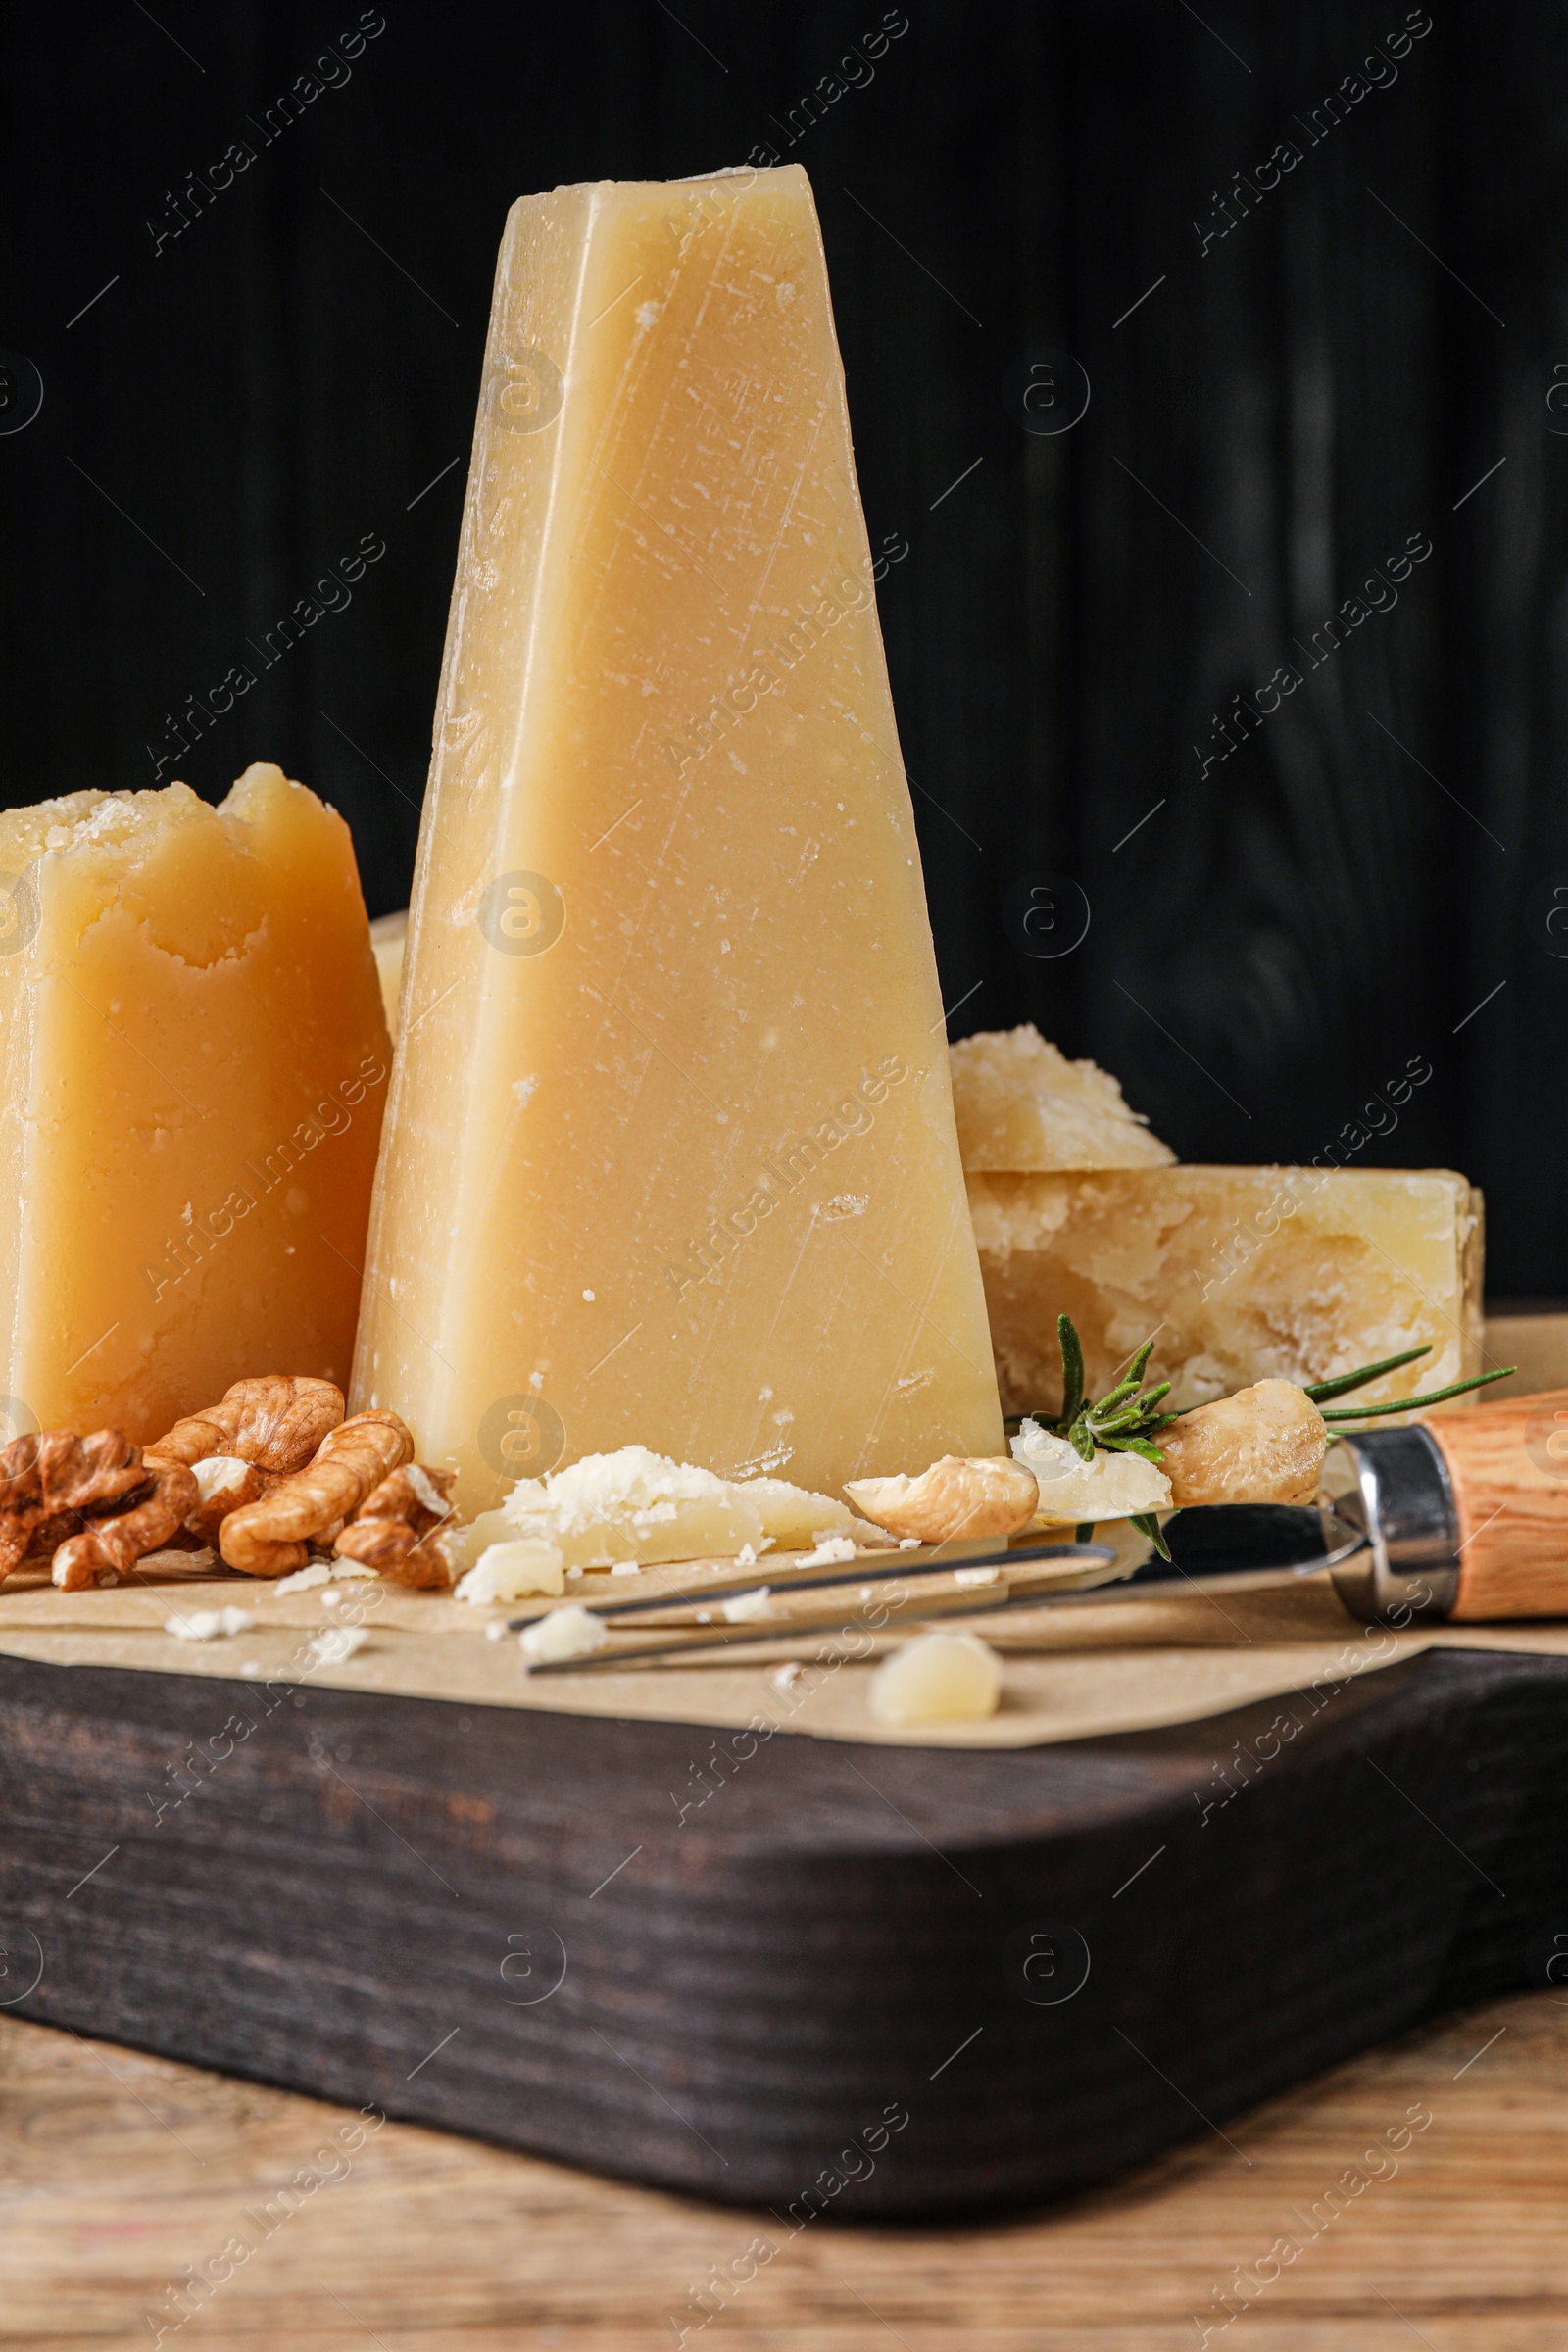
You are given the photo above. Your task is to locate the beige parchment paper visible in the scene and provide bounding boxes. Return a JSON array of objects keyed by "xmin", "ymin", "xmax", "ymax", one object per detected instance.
[{"xmin": 1, "ymin": 1542, "xmax": 1560, "ymax": 1749}]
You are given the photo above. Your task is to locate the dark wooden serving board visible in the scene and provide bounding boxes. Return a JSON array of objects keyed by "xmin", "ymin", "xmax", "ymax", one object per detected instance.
[{"xmin": 0, "ymin": 1645, "xmax": 1562, "ymax": 2220}]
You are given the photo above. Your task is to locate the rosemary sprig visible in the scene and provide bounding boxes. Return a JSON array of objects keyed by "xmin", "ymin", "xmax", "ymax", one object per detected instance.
[
  {"xmin": 1009, "ymin": 1320, "xmax": 1179, "ymax": 1555},
  {"xmin": 1018, "ymin": 1316, "xmax": 1179, "ymax": 1461},
  {"xmin": 1302, "ymin": 1346, "xmax": 1431, "ymax": 1403},
  {"xmin": 1004, "ymin": 1322, "xmax": 1516, "ymax": 1441},
  {"xmin": 1008, "ymin": 1315, "xmax": 1515, "ymax": 1565},
  {"xmin": 1320, "ymin": 1364, "xmax": 1515, "ymax": 1420}
]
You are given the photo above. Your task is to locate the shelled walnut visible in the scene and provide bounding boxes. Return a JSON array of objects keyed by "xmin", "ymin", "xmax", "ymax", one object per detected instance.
[
  {"xmin": 0, "ymin": 1430, "xmax": 149, "ymax": 1581},
  {"xmin": 146, "ymin": 1376, "xmax": 344, "ymax": 1475},
  {"xmin": 182, "ymin": 1456, "xmax": 276, "ymax": 1547},
  {"xmin": 220, "ymin": 1410, "xmax": 416, "ymax": 1576},
  {"xmin": 335, "ymin": 1463, "xmax": 458, "ymax": 1588},
  {"xmin": 51, "ymin": 1460, "xmax": 199, "ymax": 1591},
  {"xmin": 145, "ymin": 1377, "xmax": 345, "ymax": 1549}
]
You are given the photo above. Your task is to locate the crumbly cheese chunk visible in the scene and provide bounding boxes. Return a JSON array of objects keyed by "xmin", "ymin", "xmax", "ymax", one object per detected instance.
[
  {"xmin": 455, "ymin": 1539, "xmax": 565, "ymax": 1604},
  {"xmin": 1009, "ymin": 1421, "xmax": 1171, "ymax": 1523},
  {"xmin": 499, "ymin": 1445, "xmax": 855, "ymax": 1570},
  {"xmin": 743, "ymin": 1478, "xmax": 854, "ymax": 1549},
  {"xmin": 869, "ymin": 1631, "xmax": 1002, "ymax": 1725},
  {"xmin": 950, "ymin": 1025, "xmax": 1173, "ymax": 1172},
  {"xmin": 519, "ymin": 1604, "xmax": 609, "ymax": 1663},
  {"xmin": 969, "ymin": 1165, "xmax": 1483, "ymax": 1419}
]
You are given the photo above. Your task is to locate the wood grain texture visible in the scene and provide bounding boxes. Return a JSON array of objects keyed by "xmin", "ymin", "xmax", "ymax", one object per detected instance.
[
  {"xmin": 1432, "ymin": 1398, "xmax": 1568, "ymax": 1617},
  {"xmin": 3, "ymin": 1642, "xmax": 1568, "ymax": 2219},
  {"xmin": 3, "ymin": 1987, "xmax": 1567, "ymax": 2349},
  {"xmin": 4, "ymin": 2, "xmax": 1563, "ymax": 1289}
]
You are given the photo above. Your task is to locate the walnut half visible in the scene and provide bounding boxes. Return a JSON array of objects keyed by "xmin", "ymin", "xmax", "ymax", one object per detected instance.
[
  {"xmin": 182, "ymin": 1456, "xmax": 277, "ymax": 1548},
  {"xmin": 52, "ymin": 1460, "xmax": 200, "ymax": 1592},
  {"xmin": 146, "ymin": 1377, "xmax": 344, "ymax": 1475},
  {"xmin": 335, "ymin": 1463, "xmax": 458, "ymax": 1588},
  {"xmin": 219, "ymin": 1410, "xmax": 416, "ymax": 1576},
  {"xmin": 0, "ymin": 1430, "xmax": 149, "ymax": 1582}
]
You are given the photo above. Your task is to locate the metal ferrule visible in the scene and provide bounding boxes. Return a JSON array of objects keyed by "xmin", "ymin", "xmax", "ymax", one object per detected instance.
[{"xmin": 1322, "ymin": 1424, "xmax": 1458, "ymax": 1625}]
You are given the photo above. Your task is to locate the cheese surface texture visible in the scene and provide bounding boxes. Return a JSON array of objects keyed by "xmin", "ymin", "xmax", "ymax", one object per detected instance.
[
  {"xmin": 950, "ymin": 1024, "xmax": 1175, "ymax": 1171},
  {"xmin": 0, "ymin": 766, "xmax": 389, "ymax": 1442},
  {"xmin": 368, "ymin": 909, "xmax": 407, "ymax": 1037},
  {"xmin": 969, "ymin": 1166, "xmax": 1483, "ymax": 1417},
  {"xmin": 354, "ymin": 166, "xmax": 1002, "ymax": 1508}
]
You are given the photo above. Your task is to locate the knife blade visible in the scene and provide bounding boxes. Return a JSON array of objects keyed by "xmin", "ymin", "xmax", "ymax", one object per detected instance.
[{"xmin": 518, "ymin": 1503, "xmax": 1369, "ymax": 1674}]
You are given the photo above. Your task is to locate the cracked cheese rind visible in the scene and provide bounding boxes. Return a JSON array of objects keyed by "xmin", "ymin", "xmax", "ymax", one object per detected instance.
[
  {"xmin": 0, "ymin": 765, "xmax": 389, "ymax": 1442},
  {"xmin": 351, "ymin": 165, "xmax": 1002, "ymax": 1512}
]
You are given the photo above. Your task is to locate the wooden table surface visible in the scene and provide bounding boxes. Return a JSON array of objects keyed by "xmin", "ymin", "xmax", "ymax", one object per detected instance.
[{"xmin": 2, "ymin": 1989, "xmax": 1565, "ymax": 2349}]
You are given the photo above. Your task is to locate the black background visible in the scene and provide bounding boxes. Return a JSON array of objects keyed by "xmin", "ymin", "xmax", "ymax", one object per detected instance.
[{"xmin": 3, "ymin": 0, "xmax": 1562, "ymax": 1293}]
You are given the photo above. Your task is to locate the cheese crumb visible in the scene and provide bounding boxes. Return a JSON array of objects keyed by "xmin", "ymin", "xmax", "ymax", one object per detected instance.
[
  {"xmin": 519, "ymin": 1603, "xmax": 608, "ymax": 1664},
  {"xmin": 191, "ymin": 1454, "xmax": 249, "ymax": 1502},
  {"xmin": 868, "ymin": 1631, "xmax": 1003, "ymax": 1726},
  {"xmin": 770, "ymin": 1660, "xmax": 803, "ymax": 1691},
  {"xmin": 166, "ymin": 1606, "xmax": 255, "ymax": 1642},
  {"xmin": 610, "ymin": 1560, "xmax": 641, "ymax": 1578},
  {"xmin": 308, "ymin": 1627, "xmax": 369, "ymax": 1665},
  {"xmin": 276, "ymin": 1562, "xmax": 332, "ymax": 1594},
  {"xmin": 954, "ymin": 1565, "xmax": 1001, "ymax": 1587},
  {"xmin": 721, "ymin": 1586, "xmax": 772, "ymax": 1623},
  {"xmin": 456, "ymin": 1539, "xmax": 565, "ymax": 1605},
  {"xmin": 798, "ymin": 1535, "xmax": 856, "ymax": 1567}
]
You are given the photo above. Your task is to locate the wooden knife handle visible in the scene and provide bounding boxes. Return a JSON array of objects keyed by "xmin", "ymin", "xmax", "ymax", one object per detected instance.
[{"xmin": 1425, "ymin": 1390, "xmax": 1568, "ymax": 1619}]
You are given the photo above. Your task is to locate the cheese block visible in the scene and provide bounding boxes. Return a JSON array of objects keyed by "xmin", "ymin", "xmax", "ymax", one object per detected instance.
[
  {"xmin": 352, "ymin": 164, "xmax": 1002, "ymax": 1509},
  {"xmin": 368, "ymin": 909, "xmax": 407, "ymax": 1037},
  {"xmin": 0, "ymin": 766, "xmax": 389, "ymax": 1443},
  {"xmin": 968, "ymin": 1166, "xmax": 1484, "ymax": 1417}
]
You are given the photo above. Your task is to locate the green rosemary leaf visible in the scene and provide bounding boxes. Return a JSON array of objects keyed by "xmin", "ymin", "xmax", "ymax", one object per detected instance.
[
  {"xmin": 1089, "ymin": 1377, "xmax": 1140, "ymax": 1418},
  {"xmin": 1069, "ymin": 1418, "xmax": 1098, "ymax": 1463},
  {"xmin": 1057, "ymin": 1313, "xmax": 1086, "ymax": 1429},
  {"xmin": 1090, "ymin": 1392, "xmax": 1170, "ymax": 1437},
  {"xmin": 1129, "ymin": 1510, "xmax": 1171, "ymax": 1561},
  {"xmin": 1087, "ymin": 1401, "xmax": 1143, "ymax": 1435},
  {"xmin": 1074, "ymin": 1521, "xmax": 1095, "ymax": 1543},
  {"xmin": 1302, "ymin": 1345, "xmax": 1432, "ymax": 1404},
  {"xmin": 1098, "ymin": 1434, "xmax": 1167, "ymax": 1462},
  {"xmin": 1320, "ymin": 1364, "xmax": 1516, "ymax": 1421}
]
